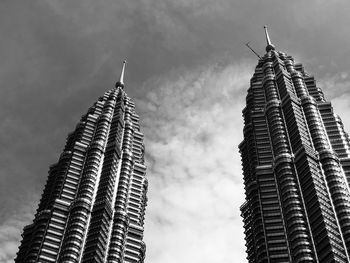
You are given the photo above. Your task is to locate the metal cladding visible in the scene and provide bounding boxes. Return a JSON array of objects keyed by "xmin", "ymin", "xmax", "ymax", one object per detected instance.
[
  {"xmin": 15, "ymin": 79, "xmax": 148, "ymax": 262},
  {"xmin": 240, "ymin": 45, "xmax": 350, "ymax": 262}
]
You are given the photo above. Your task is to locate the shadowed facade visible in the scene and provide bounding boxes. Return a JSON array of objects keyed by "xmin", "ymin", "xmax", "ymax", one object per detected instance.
[
  {"xmin": 240, "ymin": 27, "xmax": 350, "ymax": 262},
  {"xmin": 15, "ymin": 61, "xmax": 148, "ymax": 263}
]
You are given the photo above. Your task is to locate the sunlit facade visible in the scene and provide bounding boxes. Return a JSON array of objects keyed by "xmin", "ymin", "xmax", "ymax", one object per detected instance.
[
  {"xmin": 16, "ymin": 61, "xmax": 148, "ymax": 263},
  {"xmin": 240, "ymin": 27, "xmax": 350, "ymax": 262}
]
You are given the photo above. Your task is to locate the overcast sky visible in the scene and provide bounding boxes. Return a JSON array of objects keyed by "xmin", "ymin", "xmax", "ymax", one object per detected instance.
[{"xmin": 1, "ymin": 1, "xmax": 350, "ymax": 262}]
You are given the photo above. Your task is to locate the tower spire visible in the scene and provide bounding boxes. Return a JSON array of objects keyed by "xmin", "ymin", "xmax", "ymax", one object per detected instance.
[
  {"xmin": 116, "ymin": 59, "xmax": 127, "ymax": 88},
  {"xmin": 264, "ymin": 25, "xmax": 275, "ymax": 52}
]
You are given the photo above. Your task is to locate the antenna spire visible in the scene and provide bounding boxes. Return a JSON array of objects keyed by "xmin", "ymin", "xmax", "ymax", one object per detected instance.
[
  {"xmin": 264, "ymin": 25, "xmax": 275, "ymax": 52},
  {"xmin": 116, "ymin": 60, "xmax": 127, "ymax": 88},
  {"xmin": 245, "ymin": 42, "xmax": 262, "ymax": 59}
]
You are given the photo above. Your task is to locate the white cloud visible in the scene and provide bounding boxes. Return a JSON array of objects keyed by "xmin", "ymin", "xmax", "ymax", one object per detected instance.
[
  {"xmin": 141, "ymin": 58, "xmax": 252, "ymax": 263},
  {"xmin": 0, "ymin": 202, "xmax": 37, "ymax": 262}
]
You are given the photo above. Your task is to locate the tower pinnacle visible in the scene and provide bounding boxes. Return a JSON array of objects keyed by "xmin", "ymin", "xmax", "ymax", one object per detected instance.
[
  {"xmin": 116, "ymin": 60, "xmax": 127, "ymax": 88},
  {"xmin": 264, "ymin": 25, "xmax": 275, "ymax": 52}
]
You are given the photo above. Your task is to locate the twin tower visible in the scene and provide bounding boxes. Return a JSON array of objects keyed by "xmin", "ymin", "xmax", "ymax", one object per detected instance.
[
  {"xmin": 16, "ymin": 28, "xmax": 350, "ymax": 262},
  {"xmin": 16, "ymin": 61, "xmax": 147, "ymax": 263}
]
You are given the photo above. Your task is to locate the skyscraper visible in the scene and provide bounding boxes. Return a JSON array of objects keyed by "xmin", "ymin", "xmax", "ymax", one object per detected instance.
[
  {"xmin": 240, "ymin": 27, "xmax": 350, "ymax": 262},
  {"xmin": 15, "ymin": 61, "xmax": 148, "ymax": 263}
]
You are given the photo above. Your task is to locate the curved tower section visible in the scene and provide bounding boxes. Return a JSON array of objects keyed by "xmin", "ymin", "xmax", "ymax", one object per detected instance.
[
  {"xmin": 15, "ymin": 61, "xmax": 148, "ymax": 263},
  {"xmin": 240, "ymin": 27, "xmax": 350, "ymax": 262}
]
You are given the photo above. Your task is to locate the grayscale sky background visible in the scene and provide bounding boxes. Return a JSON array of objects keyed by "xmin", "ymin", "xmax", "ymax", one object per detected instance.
[{"xmin": 1, "ymin": 1, "xmax": 350, "ymax": 262}]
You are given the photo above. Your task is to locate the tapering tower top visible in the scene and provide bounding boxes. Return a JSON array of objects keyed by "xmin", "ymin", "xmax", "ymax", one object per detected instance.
[
  {"xmin": 116, "ymin": 60, "xmax": 127, "ymax": 88},
  {"xmin": 264, "ymin": 25, "xmax": 275, "ymax": 52}
]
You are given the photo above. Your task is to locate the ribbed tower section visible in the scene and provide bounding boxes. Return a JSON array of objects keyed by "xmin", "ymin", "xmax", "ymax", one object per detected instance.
[
  {"xmin": 240, "ymin": 27, "xmax": 350, "ymax": 263},
  {"xmin": 15, "ymin": 61, "xmax": 148, "ymax": 263}
]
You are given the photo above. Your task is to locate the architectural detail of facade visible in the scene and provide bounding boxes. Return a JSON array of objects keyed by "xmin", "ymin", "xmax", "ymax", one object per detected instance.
[
  {"xmin": 240, "ymin": 27, "xmax": 350, "ymax": 262},
  {"xmin": 15, "ymin": 61, "xmax": 148, "ymax": 263}
]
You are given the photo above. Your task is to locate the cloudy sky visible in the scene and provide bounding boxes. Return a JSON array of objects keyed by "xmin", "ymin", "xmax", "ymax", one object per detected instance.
[{"xmin": 1, "ymin": 1, "xmax": 350, "ymax": 262}]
